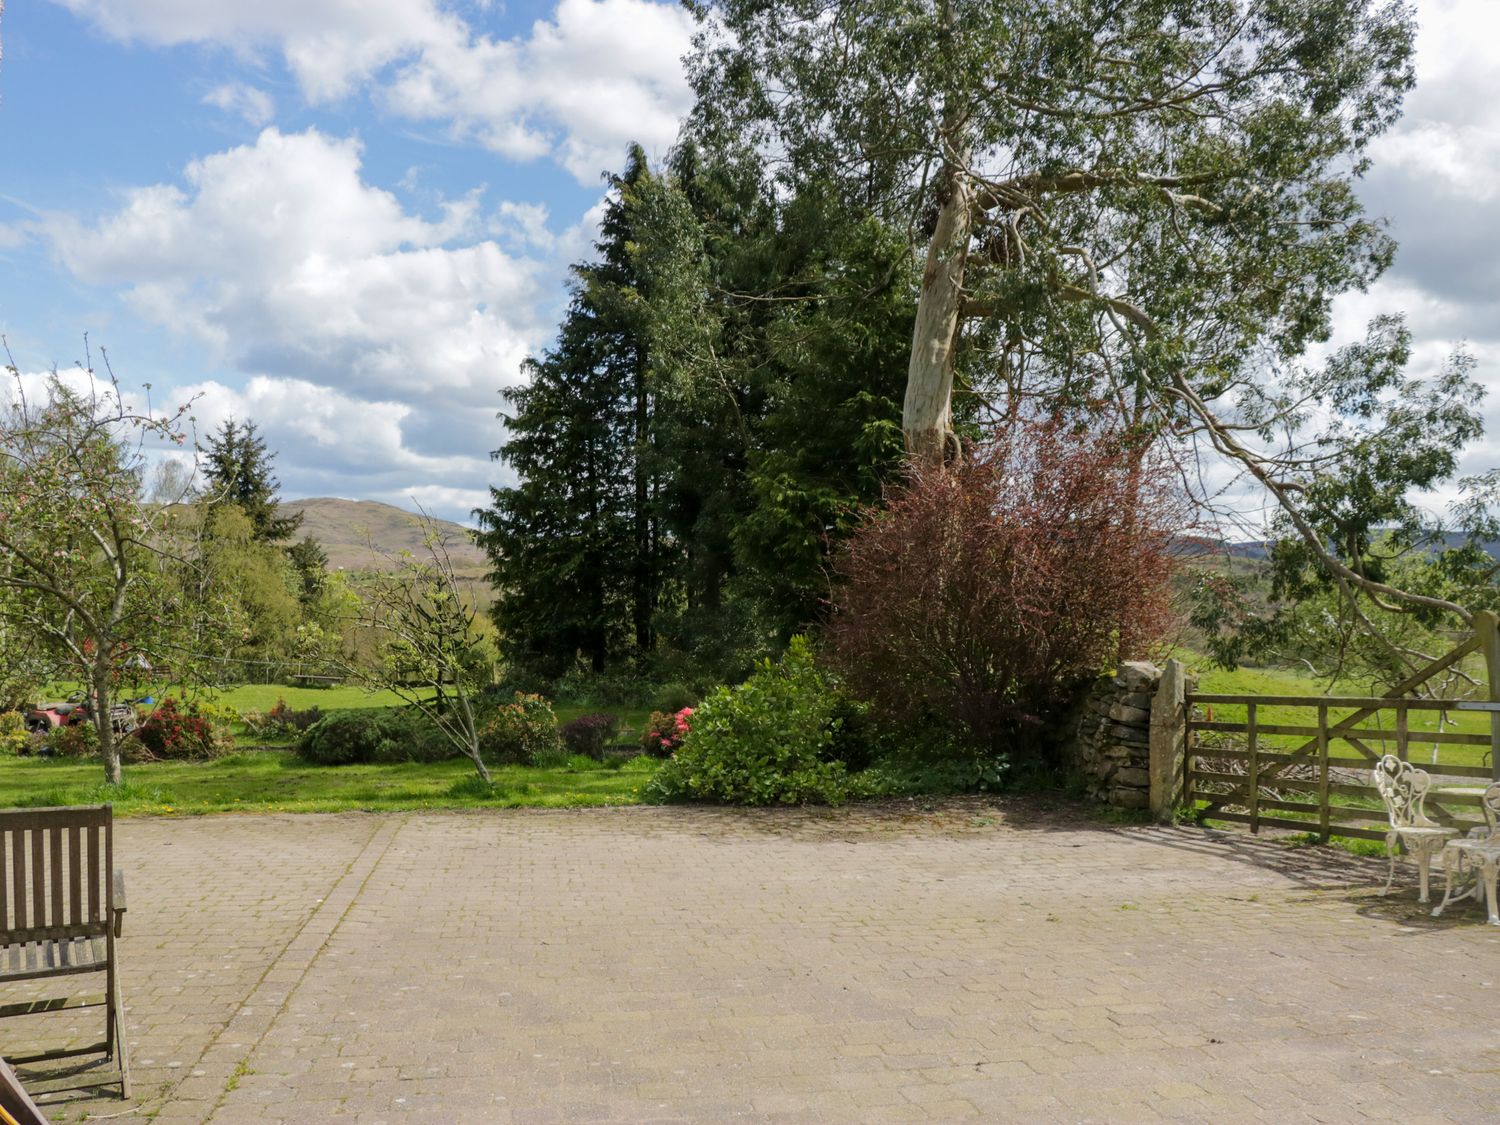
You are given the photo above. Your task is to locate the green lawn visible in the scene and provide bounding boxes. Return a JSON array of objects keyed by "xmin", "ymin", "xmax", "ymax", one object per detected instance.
[
  {"xmin": 0, "ymin": 750, "xmax": 658, "ymax": 816},
  {"xmin": 6, "ymin": 682, "xmax": 663, "ymax": 816},
  {"xmin": 19, "ymin": 654, "xmax": 1485, "ymax": 822},
  {"xmin": 201, "ymin": 682, "xmax": 423, "ymax": 713},
  {"xmin": 1172, "ymin": 649, "xmax": 1495, "ymax": 771},
  {"xmin": 37, "ymin": 681, "xmax": 657, "ymax": 745}
]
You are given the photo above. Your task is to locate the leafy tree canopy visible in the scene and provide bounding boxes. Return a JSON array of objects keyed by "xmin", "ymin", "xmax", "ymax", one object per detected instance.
[{"xmin": 1, "ymin": 362, "xmax": 203, "ymax": 782}]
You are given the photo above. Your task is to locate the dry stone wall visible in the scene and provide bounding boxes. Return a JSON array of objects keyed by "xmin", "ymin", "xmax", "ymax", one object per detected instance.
[{"xmin": 1063, "ymin": 661, "xmax": 1175, "ymax": 810}]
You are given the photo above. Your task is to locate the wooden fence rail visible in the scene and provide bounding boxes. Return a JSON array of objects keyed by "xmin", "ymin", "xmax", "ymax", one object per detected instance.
[{"xmin": 1185, "ymin": 693, "xmax": 1497, "ymax": 843}]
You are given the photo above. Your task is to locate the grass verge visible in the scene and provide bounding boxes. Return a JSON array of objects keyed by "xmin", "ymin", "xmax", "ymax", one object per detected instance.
[{"xmin": 0, "ymin": 752, "xmax": 658, "ymax": 816}]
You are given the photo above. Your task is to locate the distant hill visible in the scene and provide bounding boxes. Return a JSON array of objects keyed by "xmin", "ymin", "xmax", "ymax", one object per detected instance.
[
  {"xmin": 1173, "ymin": 535, "xmax": 1271, "ymax": 560},
  {"xmin": 278, "ymin": 498, "xmax": 489, "ymax": 576},
  {"xmin": 1174, "ymin": 531, "xmax": 1499, "ymax": 563}
]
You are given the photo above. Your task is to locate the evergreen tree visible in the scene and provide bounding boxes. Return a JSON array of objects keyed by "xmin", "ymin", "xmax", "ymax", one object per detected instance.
[
  {"xmin": 287, "ymin": 535, "xmax": 330, "ymax": 604},
  {"xmin": 634, "ymin": 148, "xmax": 923, "ymax": 648},
  {"xmin": 483, "ymin": 143, "xmax": 934, "ymax": 676},
  {"xmin": 478, "ymin": 149, "xmax": 664, "ymax": 677},
  {"xmin": 202, "ymin": 419, "xmax": 303, "ymax": 543},
  {"xmin": 633, "ymin": 144, "xmax": 765, "ymax": 667},
  {"xmin": 732, "ymin": 203, "xmax": 915, "ymax": 639}
]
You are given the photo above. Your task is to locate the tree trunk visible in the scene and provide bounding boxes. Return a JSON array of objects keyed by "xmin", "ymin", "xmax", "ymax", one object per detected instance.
[
  {"xmin": 904, "ymin": 156, "xmax": 973, "ymax": 466},
  {"xmin": 466, "ymin": 737, "xmax": 493, "ymax": 784},
  {"xmin": 92, "ymin": 656, "xmax": 122, "ymax": 786},
  {"xmin": 632, "ymin": 350, "xmax": 654, "ymax": 653}
]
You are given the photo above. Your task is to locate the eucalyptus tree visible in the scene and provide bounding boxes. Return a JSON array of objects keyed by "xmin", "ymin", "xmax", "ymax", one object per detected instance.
[
  {"xmin": 686, "ymin": 2, "xmax": 1500, "ymax": 652},
  {"xmin": 689, "ymin": 0, "xmax": 1416, "ymax": 451}
]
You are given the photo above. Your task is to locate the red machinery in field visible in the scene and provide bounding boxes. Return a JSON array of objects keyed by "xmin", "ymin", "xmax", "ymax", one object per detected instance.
[{"xmin": 22, "ymin": 696, "xmax": 138, "ymax": 736}]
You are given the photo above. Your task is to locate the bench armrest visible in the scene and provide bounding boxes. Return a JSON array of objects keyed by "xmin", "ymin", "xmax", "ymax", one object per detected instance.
[{"xmin": 112, "ymin": 869, "xmax": 127, "ymax": 938}]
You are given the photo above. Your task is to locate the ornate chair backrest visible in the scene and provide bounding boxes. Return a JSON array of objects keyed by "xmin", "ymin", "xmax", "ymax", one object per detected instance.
[
  {"xmin": 1373, "ymin": 755, "xmax": 1439, "ymax": 829},
  {"xmin": 1481, "ymin": 782, "xmax": 1500, "ymax": 838}
]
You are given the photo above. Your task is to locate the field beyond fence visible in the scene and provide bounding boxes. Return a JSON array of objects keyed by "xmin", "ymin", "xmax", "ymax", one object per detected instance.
[{"xmin": 1186, "ymin": 692, "xmax": 1498, "ymax": 843}]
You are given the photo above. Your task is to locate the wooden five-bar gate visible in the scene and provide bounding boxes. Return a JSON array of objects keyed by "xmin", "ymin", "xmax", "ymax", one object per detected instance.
[
  {"xmin": 1186, "ymin": 694, "xmax": 1498, "ymax": 842},
  {"xmin": 1183, "ymin": 612, "xmax": 1500, "ymax": 842}
]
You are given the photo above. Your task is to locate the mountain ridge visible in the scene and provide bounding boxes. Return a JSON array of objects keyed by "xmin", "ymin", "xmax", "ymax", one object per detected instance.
[{"xmin": 277, "ymin": 498, "xmax": 489, "ymax": 575}]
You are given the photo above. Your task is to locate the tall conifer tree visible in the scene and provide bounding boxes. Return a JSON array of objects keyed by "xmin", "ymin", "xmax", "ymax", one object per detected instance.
[
  {"xmin": 202, "ymin": 419, "xmax": 303, "ymax": 544},
  {"xmin": 479, "ymin": 148, "xmax": 666, "ymax": 677}
]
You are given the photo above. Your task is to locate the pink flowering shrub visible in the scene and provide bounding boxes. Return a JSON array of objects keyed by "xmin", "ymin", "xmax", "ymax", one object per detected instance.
[{"xmin": 640, "ymin": 707, "xmax": 693, "ymax": 758}]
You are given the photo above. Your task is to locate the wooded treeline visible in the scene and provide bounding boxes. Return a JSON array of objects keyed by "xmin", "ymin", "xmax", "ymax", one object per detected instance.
[
  {"xmin": 477, "ymin": 145, "xmax": 928, "ymax": 682},
  {"xmin": 484, "ymin": 0, "xmax": 1499, "ymax": 691}
]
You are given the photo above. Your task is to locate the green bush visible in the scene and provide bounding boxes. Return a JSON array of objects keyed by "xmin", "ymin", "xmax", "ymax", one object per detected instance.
[
  {"xmin": 653, "ymin": 682, "xmax": 698, "ymax": 714},
  {"xmin": 47, "ymin": 722, "xmax": 99, "ymax": 759},
  {"xmin": 646, "ymin": 636, "xmax": 857, "ymax": 806},
  {"xmin": 560, "ymin": 712, "xmax": 619, "ymax": 759},
  {"xmin": 295, "ymin": 709, "xmax": 452, "ymax": 766},
  {"xmin": 552, "ymin": 667, "xmax": 655, "ymax": 708},
  {"xmin": 266, "ymin": 699, "xmax": 325, "ymax": 737},
  {"xmin": 191, "ymin": 697, "xmax": 243, "ymax": 732},
  {"xmin": 862, "ymin": 754, "xmax": 1011, "ymax": 796},
  {"xmin": 0, "ymin": 712, "xmax": 28, "ymax": 756},
  {"xmin": 478, "ymin": 693, "xmax": 561, "ymax": 765}
]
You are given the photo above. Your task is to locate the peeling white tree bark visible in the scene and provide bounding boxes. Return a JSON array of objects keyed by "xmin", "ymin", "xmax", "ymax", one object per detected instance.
[{"xmin": 904, "ymin": 156, "xmax": 972, "ymax": 466}]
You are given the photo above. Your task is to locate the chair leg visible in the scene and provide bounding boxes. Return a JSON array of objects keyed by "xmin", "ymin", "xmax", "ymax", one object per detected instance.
[
  {"xmin": 113, "ymin": 971, "xmax": 131, "ymax": 1099},
  {"xmin": 1382, "ymin": 832, "xmax": 1397, "ymax": 895},
  {"xmin": 1483, "ymin": 859, "xmax": 1500, "ymax": 927},
  {"xmin": 1432, "ymin": 854, "xmax": 1461, "ymax": 918},
  {"xmin": 1428, "ymin": 852, "xmax": 1464, "ymax": 918},
  {"xmin": 1416, "ymin": 839, "xmax": 1435, "ymax": 904}
]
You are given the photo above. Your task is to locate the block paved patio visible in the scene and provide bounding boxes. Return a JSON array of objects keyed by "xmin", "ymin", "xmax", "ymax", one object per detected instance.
[{"xmin": 5, "ymin": 798, "xmax": 1497, "ymax": 1123}]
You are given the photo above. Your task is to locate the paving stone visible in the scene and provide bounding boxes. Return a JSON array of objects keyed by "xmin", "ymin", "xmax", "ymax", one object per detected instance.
[{"xmin": 7, "ymin": 800, "xmax": 1497, "ymax": 1123}]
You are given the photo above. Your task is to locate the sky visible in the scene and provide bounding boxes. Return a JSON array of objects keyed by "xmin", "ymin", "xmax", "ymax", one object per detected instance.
[{"xmin": 0, "ymin": 0, "xmax": 1498, "ymax": 529}]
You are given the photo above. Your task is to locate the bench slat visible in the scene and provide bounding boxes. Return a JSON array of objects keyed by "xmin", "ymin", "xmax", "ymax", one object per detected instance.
[
  {"xmin": 11, "ymin": 827, "xmax": 26, "ymax": 932},
  {"xmin": 68, "ymin": 824, "xmax": 81, "ymax": 927}
]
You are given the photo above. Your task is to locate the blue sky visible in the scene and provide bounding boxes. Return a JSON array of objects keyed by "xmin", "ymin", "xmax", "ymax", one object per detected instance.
[
  {"xmin": 0, "ymin": 0, "xmax": 695, "ymax": 522},
  {"xmin": 1, "ymin": 1, "xmax": 1498, "ymax": 532}
]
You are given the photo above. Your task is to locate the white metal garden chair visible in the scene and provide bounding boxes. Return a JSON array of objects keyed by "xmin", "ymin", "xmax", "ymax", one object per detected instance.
[
  {"xmin": 1431, "ymin": 782, "xmax": 1500, "ymax": 926},
  {"xmin": 1372, "ymin": 755, "xmax": 1460, "ymax": 904}
]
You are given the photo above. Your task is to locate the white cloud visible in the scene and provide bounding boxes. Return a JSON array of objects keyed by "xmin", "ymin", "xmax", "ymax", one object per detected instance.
[
  {"xmin": 57, "ymin": 0, "xmax": 695, "ymax": 183},
  {"xmin": 176, "ymin": 376, "xmax": 480, "ymax": 476},
  {"xmin": 203, "ymin": 82, "xmax": 276, "ymax": 128},
  {"xmin": 43, "ymin": 128, "xmax": 543, "ymax": 521},
  {"xmin": 384, "ymin": 0, "xmax": 695, "ymax": 182},
  {"xmin": 389, "ymin": 484, "xmax": 493, "ymax": 520},
  {"xmin": 50, "ymin": 128, "xmax": 537, "ymax": 402},
  {"xmin": 491, "ymin": 201, "xmax": 556, "ymax": 254},
  {"xmin": 53, "ymin": 0, "xmax": 458, "ymax": 101},
  {"xmin": 1371, "ymin": 0, "xmax": 1500, "ymax": 199}
]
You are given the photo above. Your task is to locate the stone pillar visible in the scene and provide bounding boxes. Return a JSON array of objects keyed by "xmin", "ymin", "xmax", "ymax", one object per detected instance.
[{"xmin": 1149, "ymin": 658, "xmax": 1188, "ymax": 823}]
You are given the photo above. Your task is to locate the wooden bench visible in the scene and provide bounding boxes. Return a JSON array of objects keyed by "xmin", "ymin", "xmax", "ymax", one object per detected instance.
[{"xmin": 0, "ymin": 806, "xmax": 130, "ymax": 1099}]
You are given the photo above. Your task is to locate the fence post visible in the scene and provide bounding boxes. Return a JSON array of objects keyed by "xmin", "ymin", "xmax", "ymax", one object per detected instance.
[
  {"xmin": 1317, "ymin": 702, "xmax": 1330, "ymax": 842},
  {"xmin": 1478, "ymin": 610, "xmax": 1500, "ymax": 782},
  {"xmin": 1247, "ymin": 702, "xmax": 1260, "ymax": 834},
  {"xmin": 1149, "ymin": 659, "xmax": 1188, "ymax": 823}
]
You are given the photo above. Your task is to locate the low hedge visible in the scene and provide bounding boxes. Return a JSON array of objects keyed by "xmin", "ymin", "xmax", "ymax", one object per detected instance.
[{"xmin": 295, "ymin": 709, "xmax": 454, "ymax": 766}]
